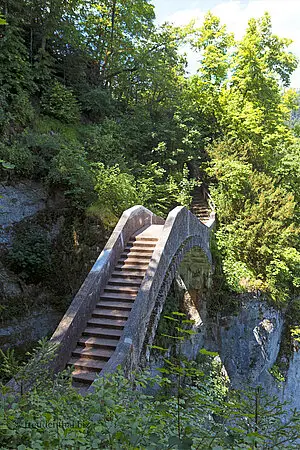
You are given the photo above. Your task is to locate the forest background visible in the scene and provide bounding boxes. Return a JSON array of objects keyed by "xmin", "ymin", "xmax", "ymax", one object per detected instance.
[{"xmin": 1, "ymin": 1, "xmax": 300, "ymax": 447}]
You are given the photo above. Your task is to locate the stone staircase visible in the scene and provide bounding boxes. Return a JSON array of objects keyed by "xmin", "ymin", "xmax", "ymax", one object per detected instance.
[
  {"xmin": 68, "ymin": 224, "xmax": 164, "ymax": 385},
  {"xmin": 191, "ymin": 187, "xmax": 212, "ymax": 224}
]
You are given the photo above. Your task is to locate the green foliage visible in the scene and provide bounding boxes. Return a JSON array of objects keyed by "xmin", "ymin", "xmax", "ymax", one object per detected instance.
[
  {"xmin": 291, "ymin": 326, "xmax": 300, "ymax": 342},
  {"xmin": 91, "ymin": 162, "xmax": 195, "ymax": 219},
  {"xmin": 0, "ymin": 15, "xmax": 7, "ymax": 25},
  {"xmin": 0, "ymin": 13, "xmax": 35, "ymax": 133},
  {"xmin": 93, "ymin": 164, "xmax": 139, "ymax": 216},
  {"xmin": 48, "ymin": 143, "xmax": 94, "ymax": 207},
  {"xmin": 0, "ymin": 349, "xmax": 19, "ymax": 383},
  {"xmin": 207, "ymin": 139, "xmax": 300, "ymax": 301},
  {"xmin": 41, "ymin": 82, "xmax": 80, "ymax": 124},
  {"xmin": 0, "ymin": 141, "xmax": 36, "ymax": 177},
  {"xmin": 80, "ymin": 87, "xmax": 115, "ymax": 120},
  {"xmin": 269, "ymin": 364, "xmax": 286, "ymax": 384},
  {"xmin": 83, "ymin": 119, "xmax": 127, "ymax": 168},
  {"xmin": 0, "ymin": 338, "xmax": 59, "ymax": 394},
  {"xmin": 2, "ymin": 370, "xmax": 300, "ymax": 449},
  {"xmin": 9, "ymin": 225, "xmax": 52, "ymax": 282},
  {"xmin": 1, "ymin": 331, "xmax": 300, "ymax": 449}
]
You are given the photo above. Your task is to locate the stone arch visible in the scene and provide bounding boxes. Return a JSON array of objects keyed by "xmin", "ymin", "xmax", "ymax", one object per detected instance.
[{"xmin": 142, "ymin": 237, "xmax": 213, "ymax": 364}]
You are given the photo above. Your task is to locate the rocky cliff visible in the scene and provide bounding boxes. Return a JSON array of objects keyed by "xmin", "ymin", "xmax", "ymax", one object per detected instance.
[{"xmin": 153, "ymin": 271, "xmax": 300, "ymax": 412}]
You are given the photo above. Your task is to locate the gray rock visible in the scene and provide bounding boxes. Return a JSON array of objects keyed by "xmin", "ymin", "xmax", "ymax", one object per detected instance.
[
  {"xmin": 0, "ymin": 182, "xmax": 47, "ymax": 246},
  {"xmin": 208, "ymin": 298, "xmax": 300, "ymax": 412},
  {"xmin": 216, "ymin": 299, "xmax": 284, "ymax": 388},
  {"xmin": 0, "ymin": 306, "xmax": 63, "ymax": 351},
  {"xmin": 0, "ymin": 261, "xmax": 22, "ymax": 298}
]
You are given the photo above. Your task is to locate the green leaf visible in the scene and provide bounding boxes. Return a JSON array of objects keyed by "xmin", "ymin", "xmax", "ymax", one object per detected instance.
[
  {"xmin": 199, "ymin": 348, "xmax": 219, "ymax": 357},
  {"xmin": 164, "ymin": 316, "xmax": 180, "ymax": 322},
  {"xmin": 168, "ymin": 435, "xmax": 182, "ymax": 447},
  {"xmin": 161, "ymin": 333, "xmax": 185, "ymax": 341},
  {"xmin": 149, "ymin": 345, "xmax": 168, "ymax": 352},
  {"xmin": 1, "ymin": 162, "xmax": 15, "ymax": 170}
]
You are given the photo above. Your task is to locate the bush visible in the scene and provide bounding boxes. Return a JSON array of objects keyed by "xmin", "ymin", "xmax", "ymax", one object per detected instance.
[
  {"xmin": 48, "ymin": 143, "xmax": 94, "ymax": 208},
  {"xmin": 0, "ymin": 141, "xmax": 36, "ymax": 177},
  {"xmin": 9, "ymin": 224, "xmax": 52, "ymax": 282},
  {"xmin": 9, "ymin": 91, "xmax": 34, "ymax": 127},
  {"xmin": 93, "ymin": 163, "xmax": 139, "ymax": 216},
  {"xmin": 1, "ymin": 365, "xmax": 300, "ymax": 449},
  {"xmin": 136, "ymin": 163, "xmax": 196, "ymax": 215},
  {"xmin": 83, "ymin": 120, "xmax": 127, "ymax": 168},
  {"xmin": 41, "ymin": 82, "xmax": 80, "ymax": 124},
  {"xmin": 80, "ymin": 87, "xmax": 115, "ymax": 120}
]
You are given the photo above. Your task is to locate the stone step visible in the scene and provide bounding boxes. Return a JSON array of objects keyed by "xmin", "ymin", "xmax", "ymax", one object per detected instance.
[
  {"xmin": 132, "ymin": 236, "xmax": 158, "ymax": 242},
  {"xmin": 111, "ymin": 270, "xmax": 144, "ymax": 279},
  {"xmin": 101, "ymin": 292, "xmax": 136, "ymax": 300},
  {"xmin": 193, "ymin": 211, "xmax": 210, "ymax": 214},
  {"xmin": 127, "ymin": 241, "xmax": 156, "ymax": 248},
  {"xmin": 118, "ymin": 257, "xmax": 150, "ymax": 265},
  {"xmin": 87, "ymin": 317, "xmax": 126, "ymax": 329},
  {"xmin": 72, "ymin": 346, "xmax": 114, "ymax": 360},
  {"xmin": 194, "ymin": 214, "xmax": 210, "ymax": 218},
  {"xmin": 104, "ymin": 285, "xmax": 138, "ymax": 294},
  {"xmin": 68, "ymin": 357, "xmax": 106, "ymax": 371},
  {"xmin": 79, "ymin": 337, "xmax": 119, "ymax": 349},
  {"xmin": 92, "ymin": 308, "xmax": 130, "ymax": 319},
  {"xmin": 122, "ymin": 249, "xmax": 154, "ymax": 256},
  {"xmin": 115, "ymin": 264, "xmax": 148, "ymax": 271},
  {"xmin": 97, "ymin": 300, "xmax": 134, "ymax": 310},
  {"xmin": 195, "ymin": 210, "xmax": 208, "ymax": 213},
  {"xmin": 83, "ymin": 327, "xmax": 123, "ymax": 338},
  {"xmin": 107, "ymin": 277, "xmax": 142, "ymax": 287},
  {"xmin": 71, "ymin": 370, "xmax": 99, "ymax": 384},
  {"xmin": 192, "ymin": 208, "xmax": 209, "ymax": 213}
]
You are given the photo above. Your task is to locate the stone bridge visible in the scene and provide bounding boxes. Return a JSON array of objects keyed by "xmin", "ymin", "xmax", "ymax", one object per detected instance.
[{"xmin": 49, "ymin": 195, "xmax": 215, "ymax": 389}]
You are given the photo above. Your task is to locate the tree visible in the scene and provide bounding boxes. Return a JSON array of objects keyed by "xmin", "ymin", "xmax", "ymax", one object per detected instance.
[
  {"xmin": 0, "ymin": 1, "xmax": 35, "ymax": 132},
  {"xmin": 219, "ymin": 13, "xmax": 298, "ymax": 171}
]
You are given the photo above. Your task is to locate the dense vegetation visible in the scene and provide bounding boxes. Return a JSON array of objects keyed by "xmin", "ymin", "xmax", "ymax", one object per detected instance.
[
  {"xmin": 1, "ymin": 321, "xmax": 300, "ymax": 449},
  {"xmin": 1, "ymin": 1, "xmax": 299, "ymax": 305},
  {"xmin": 1, "ymin": 0, "xmax": 300, "ymax": 448}
]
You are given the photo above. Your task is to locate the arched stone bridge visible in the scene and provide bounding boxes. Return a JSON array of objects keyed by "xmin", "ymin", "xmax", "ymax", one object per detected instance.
[{"xmin": 49, "ymin": 197, "xmax": 215, "ymax": 389}]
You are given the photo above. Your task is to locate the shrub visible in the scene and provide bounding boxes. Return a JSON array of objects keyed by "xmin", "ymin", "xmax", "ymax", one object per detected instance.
[
  {"xmin": 93, "ymin": 163, "xmax": 139, "ymax": 216},
  {"xmin": 80, "ymin": 87, "xmax": 115, "ymax": 120},
  {"xmin": 83, "ymin": 120, "xmax": 127, "ymax": 168},
  {"xmin": 0, "ymin": 141, "xmax": 36, "ymax": 177},
  {"xmin": 136, "ymin": 163, "xmax": 196, "ymax": 215},
  {"xmin": 48, "ymin": 143, "xmax": 94, "ymax": 207},
  {"xmin": 41, "ymin": 82, "xmax": 80, "ymax": 124},
  {"xmin": 1, "ymin": 364, "xmax": 300, "ymax": 449},
  {"xmin": 9, "ymin": 224, "xmax": 52, "ymax": 282},
  {"xmin": 9, "ymin": 91, "xmax": 34, "ymax": 127}
]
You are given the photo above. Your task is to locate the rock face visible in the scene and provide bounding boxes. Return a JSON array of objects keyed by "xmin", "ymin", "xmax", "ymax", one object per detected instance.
[
  {"xmin": 207, "ymin": 298, "xmax": 300, "ymax": 411},
  {"xmin": 0, "ymin": 182, "xmax": 47, "ymax": 246},
  {"xmin": 277, "ymin": 351, "xmax": 300, "ymax": 410},
  {"xmin": 153, "ymin": 283, "xmax": 300, "ymax": 411},
  {"xmin": 0, "ymin": 261, "xmax": 22, "ymax": 298},
  {"xmin": 0, "ymin": 306, "xmax": 63, "ymax": 351},
  {"xmin": 214, "ymin": 299, "xmax": 300, "ymax": 411},
  {"xmin": 214, "ymin": 299, "xmax": 284, "ymax": 388}
]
